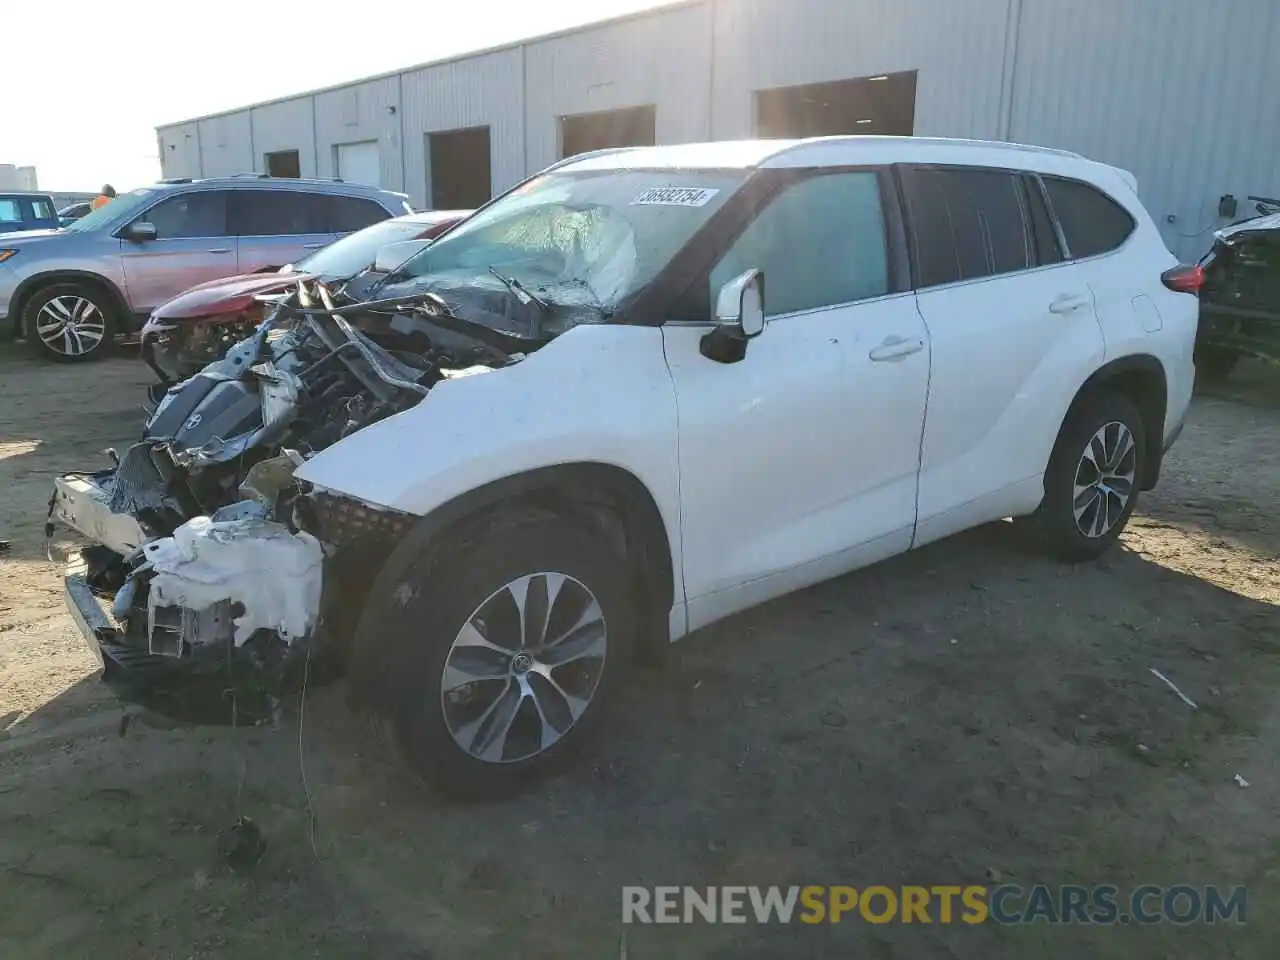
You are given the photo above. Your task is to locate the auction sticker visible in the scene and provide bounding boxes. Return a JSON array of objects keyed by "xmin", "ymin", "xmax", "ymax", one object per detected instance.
[{"xmin": 632, "ymin": 186, "xmax": 721, "ymax": 207}]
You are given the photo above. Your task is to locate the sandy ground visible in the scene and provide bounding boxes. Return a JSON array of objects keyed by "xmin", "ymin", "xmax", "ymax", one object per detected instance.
[{"xmin": 1, "ymin": 343, "xmax": 1278, "ymax": 959}]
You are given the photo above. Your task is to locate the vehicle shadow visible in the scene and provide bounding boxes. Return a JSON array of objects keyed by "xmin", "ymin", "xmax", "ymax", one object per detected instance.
[{"xmin": 8, "ymin": 518, "xmax": 1275, "ymax": 958}]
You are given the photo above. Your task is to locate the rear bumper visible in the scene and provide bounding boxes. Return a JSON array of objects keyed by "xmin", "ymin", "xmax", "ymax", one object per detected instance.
[{"xmin": 50, "ymin": 472, "xmax": 146, "ymax": 557}]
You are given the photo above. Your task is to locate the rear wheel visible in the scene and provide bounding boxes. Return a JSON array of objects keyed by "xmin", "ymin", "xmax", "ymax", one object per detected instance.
[
  {"xmin": 23, "ymin": 282, "xmax": 116, "ymax": 362},
  {"xmin": 1028, "ymin": 391, "xmax": 1146, "ymax": 562},
  {"xmin": 347, "ymin": 508, "xmax": 634, "ymax": 799},
  {"xmin": 1194, "ymin": 344, "xmax": 1240, "ymax": 385}
]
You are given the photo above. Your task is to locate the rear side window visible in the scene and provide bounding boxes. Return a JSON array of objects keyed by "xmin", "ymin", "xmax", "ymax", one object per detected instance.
[
  {"xmin": 328, "ymin": 195, "xmax": 389, "ymax": 233},
  {"xmin": 30, "ymin": 198, "xmax": 55, "ymax": 220},
  {"xmin": 709, "ymin": 171, "xmax": 889, "ymax": 316},
  {"xmin": 141, "ymin": 191, "xmax": 229, "ymax": 238},
  {"xmin": 901, "ymin": 166, "xmax": 1033, "ymax": 288},
  {"xmin": 1042, "ymin": 177, "xmax": 1135, "ymax": 259},
  {"xmin": 232, "ymin": 190, "xmax": 328, "ymax": 236},
  {"xmin": 0, "ymin": 199, "xmax": 21, "ymax": 223}
]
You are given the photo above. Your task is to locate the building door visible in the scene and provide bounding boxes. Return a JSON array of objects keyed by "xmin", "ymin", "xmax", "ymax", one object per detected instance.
[
  {"xmin": 757, "ymin": 72, "xmax": 917, "ymax": 138},
  {"xmin": 265, "ymin": 150, "xmax": 301, "ymax": 178},
  {"xmin": 335, "ymin": 141, "xmax": 381, "ymax": 187},
  {"xmin": 428, "ymin": 127, "xmax": 492, "ymax": 211},
  {"xmin": 560, "ymin": 105, "xmax": 656, "ymax": 159}
]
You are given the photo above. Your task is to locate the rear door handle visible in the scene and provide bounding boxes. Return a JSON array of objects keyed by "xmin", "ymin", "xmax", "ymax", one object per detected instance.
[
  {"xmin": 1049, "ymin": 293, "xmax": 1088, "ymax": 314},
  {"xmin": 869, "ymin": 336, "xmax": 925, "ymax": 362},
  {"xmin": 206, "ymin": 247, "xmax": 232, "ymax": 254}
]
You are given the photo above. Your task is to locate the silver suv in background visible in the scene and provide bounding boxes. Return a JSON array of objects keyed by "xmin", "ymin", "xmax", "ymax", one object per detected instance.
[{"xmin": 0, "ymin": 176, "xmax": 413, "ymax": 361}]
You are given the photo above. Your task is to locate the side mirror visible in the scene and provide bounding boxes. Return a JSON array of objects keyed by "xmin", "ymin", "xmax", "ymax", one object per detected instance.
[
  {"xmin": 700, "ymin": 269, "xmax": 765, "ymax": 364},
  {"xmin": 373, "ymin": 238, "xmax": 433, "ymax": 274},
  {"xmin": 714, "ymin": 268, "xmax": 766, "ymax": 338},
  {"xmin": 123, "ymin": 221, "xmax": 157, "ymax": 243}
]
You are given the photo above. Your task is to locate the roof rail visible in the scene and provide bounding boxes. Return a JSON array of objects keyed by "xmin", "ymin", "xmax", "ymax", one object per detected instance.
[{"xmin": 157, "ymin": 177, "xmax": 193, "ymax": 184}]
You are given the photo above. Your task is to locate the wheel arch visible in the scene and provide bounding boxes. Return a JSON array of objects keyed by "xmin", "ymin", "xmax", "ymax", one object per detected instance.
[
  {"xmin": 378, "ymin": 461, "xmax": 677, "ymax": 655},
  {"xmin": 13, "ymin": 271, "xmax": 130, "ymax": 336},
  {"xmin": 1054, "ymin": 354, "xmax": 1168, "ymax": 491}
]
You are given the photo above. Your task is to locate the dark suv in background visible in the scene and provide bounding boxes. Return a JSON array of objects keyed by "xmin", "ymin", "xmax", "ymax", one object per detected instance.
[{"xmin": 0, "ymin": 176, "xmax": 412, "ymax": 361}]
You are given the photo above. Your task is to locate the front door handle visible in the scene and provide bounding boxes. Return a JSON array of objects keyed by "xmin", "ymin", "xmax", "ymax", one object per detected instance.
[
  {"xmin": 302, "ymin": 242, "xmax": 325, "ymax": 249},
  {"xmin": 1049, "ymin": 293, "xmax": 1088, "ymax": 314},
  {"xmin": 206, "ymin": 247, "xmax": 232, "ymax": 254},
  {"xmin": 869, "ymin": 336, "xmax": 925, "ymax": 362}
]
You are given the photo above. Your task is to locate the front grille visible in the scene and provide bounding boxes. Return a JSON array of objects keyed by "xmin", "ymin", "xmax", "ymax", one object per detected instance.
[{"xmin": 303, "ymin": 490, "xmax": 413, "ymax": 549}]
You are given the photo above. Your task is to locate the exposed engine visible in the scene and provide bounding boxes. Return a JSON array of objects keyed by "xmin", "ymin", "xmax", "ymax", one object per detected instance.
[{"xmin": 51, "ymin": 278, "xmax": 524, "ymax": 681}]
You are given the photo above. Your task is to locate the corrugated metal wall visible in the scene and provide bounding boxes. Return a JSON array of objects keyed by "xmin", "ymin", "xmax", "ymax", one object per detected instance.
[
  {"xmin": 523, "ymin": 3, "xmax": 714, "ymax": 172},
  {"xmin": 156, "ymin": 123, "xmax": 202, "ymax": 179},
  {"xmin": 156, "ymin": 0, "xmax": 1280, "ymax": 255},
  {"xmin": 250, "ymin": 97, "xmax": 317, "ymax": 178},
  {"xmin": 711, "ymin": 0, "xmax": 1011, "ymax": 139},
  {"xmin": 1007, "ymin": 0, "xmax": 1280, "ymax": 260},
  {"xmin": 315, "ymin": 76, "xmax": 403, "ymax": 188},
  {"xmin": 401, "ymin": 49, "xmax": 525, "ymax": 210}
]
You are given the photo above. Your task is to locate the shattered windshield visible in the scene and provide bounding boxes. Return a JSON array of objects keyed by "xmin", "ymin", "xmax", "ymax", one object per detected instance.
[{"xmin": 391, "ymin": 169, "xmax": 745, "ymax": 335}]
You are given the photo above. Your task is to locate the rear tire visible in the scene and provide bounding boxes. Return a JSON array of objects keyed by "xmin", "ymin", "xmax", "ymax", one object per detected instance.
[
  {"xmin": 346, "ymin": 508, "xmax": 634, "ymax": 800},
  {"xmin": 1027, "ymin": 391, "xmax": 1147, "ymax": 562},
  {"xmin": 1194, "ymin": 344, "xmax": 1239, "ymax": 385},
  {"xmin": 22, "ymin": 282, "xmax": 116, "ymax": 362}
]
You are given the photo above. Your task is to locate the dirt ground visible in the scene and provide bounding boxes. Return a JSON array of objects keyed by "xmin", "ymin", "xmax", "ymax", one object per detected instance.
[{"xmin": 1, "ymin": 343, "xmax": 1278, "ymax": 959}]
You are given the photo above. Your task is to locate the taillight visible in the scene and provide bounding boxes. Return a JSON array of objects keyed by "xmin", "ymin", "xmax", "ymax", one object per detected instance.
[{"xmin": 1161, "ymin": 264, "xmax": 1205, "ymax": 294}]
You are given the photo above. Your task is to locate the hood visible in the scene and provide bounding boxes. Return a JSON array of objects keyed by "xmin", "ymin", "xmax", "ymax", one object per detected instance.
[
  {"xmin": 152, "ymin": 271, "xmax": 316, "ymax": 321},
  {"xmin": 1213, "ymin": 211, "xmax": 1280, "ymax": 244},
  {"xmin": 0, "ymin": 227, "xmax": 64, "ymax": 243}
]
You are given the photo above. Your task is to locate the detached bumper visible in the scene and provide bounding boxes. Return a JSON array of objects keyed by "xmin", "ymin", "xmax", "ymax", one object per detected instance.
[
  {"xmin": 63, "ymin": 572, "xmax": 175, "ymax": 678},
  {"xmin": 51, "ymin": 472, "xmax": 146, "ymax": 556}
]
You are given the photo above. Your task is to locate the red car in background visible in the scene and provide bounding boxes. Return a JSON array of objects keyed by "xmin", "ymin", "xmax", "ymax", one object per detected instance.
[{"xmin": 140, "ymin": 209, "xmax": 469, "ymax": 383}]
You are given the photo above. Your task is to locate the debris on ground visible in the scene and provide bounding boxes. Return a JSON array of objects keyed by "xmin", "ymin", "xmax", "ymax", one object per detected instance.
[
  {"xmin": 216, "ymin": 816, "xmax": 266, "ymax": 873},
  {"xmin": 1234, "ymin": 774, "xmax": 1251, "ymax": 789},
  {"xmin": 1150, "ymin": 667, "xmax": 1198, "ymax": 709}
]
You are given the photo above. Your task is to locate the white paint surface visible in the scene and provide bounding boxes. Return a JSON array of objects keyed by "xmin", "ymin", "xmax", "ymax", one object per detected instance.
[{"xmin": 144, "ymin": 517, "xmax": 324, "ymax": 646}]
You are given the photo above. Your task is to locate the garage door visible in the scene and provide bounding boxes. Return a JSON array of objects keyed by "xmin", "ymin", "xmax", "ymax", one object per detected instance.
[{"xmin": 335, "ymin": 141, "xmax": 380, "ymax": 187}]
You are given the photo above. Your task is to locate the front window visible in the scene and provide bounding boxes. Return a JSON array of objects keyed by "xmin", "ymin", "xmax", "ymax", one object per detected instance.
[
  {"xmin": 62, "ymin": 188, "xmax": 156, "ymax": 233},
  {"xmin": 392, "ymin": 169, "xmax": 745, "ymax": 336},
  {"xmin": 295, "ymin": 217, "xmax": 431, "ymax": 278}
]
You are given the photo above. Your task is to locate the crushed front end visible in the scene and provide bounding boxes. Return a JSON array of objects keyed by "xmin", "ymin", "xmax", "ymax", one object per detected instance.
[{"xmin": 51, "ymin": 278, "xmax": 524, "ymax": 708}]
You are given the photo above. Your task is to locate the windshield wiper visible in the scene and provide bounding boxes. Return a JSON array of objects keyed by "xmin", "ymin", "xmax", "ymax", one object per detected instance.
[{"xmin": 489, "ymin": 266, "xmax": 550, "ymax": 312}]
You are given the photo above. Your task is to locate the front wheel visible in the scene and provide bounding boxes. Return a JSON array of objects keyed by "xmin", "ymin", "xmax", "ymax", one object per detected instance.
[
  {"xmin": 23, "ymin": 282, "xmax": 116, "ymax": 362},
  {"xmin": 348, "ymin": 508, "xmax": 634, "ymax": 799},
  {"xmin": 1028, "ymin": 391, "xmax": 1147, "ymax": 562}
]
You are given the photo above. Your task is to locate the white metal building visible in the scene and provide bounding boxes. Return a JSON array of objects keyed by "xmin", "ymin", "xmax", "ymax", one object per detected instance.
[
  {"xmin": 155, "ymin": 0, "xmax": 1280, "ymax": 259},
  {"xmin": 0, "ymin": 164, "xmax": 39, "ymax": 191}
]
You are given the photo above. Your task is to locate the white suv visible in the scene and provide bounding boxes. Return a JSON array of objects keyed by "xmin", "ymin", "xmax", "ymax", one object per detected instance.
[{"xmin": 56, "ymin": 137, "xmax": 1198, "ymax": 798}]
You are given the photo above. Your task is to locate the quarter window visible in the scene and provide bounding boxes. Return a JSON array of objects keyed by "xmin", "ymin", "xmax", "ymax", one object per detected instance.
[
  {"xmin": 30, "ymin": 198, "xmax": 56, "ymax": 220},
  {"xmin": 709, "ymin": 171, "xmax": 889, "ymax": 317},
  {"xmin": 1042, "ymin": 177, "xmax": 1135, "ymax": 259},
  {"xmin": 139, "ymin": 191, "xmax": 229, "ymax": 239},
  {"xmin": 902, "ymin": 167, "xmax": 1033, "ymax": 288}
]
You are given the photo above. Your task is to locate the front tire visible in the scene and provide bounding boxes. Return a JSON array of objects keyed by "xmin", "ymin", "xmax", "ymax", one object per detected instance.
[
  {"xmin": 23, "ymin": 282, "xmax": 116, "ymax": 362},
  {"xmin": 348, "ymin": 508, "xmax": 634, "ymax": 800},
  {"xmin": 1030, "ymin": 391, "xmax": 1146, "ymax": 562}
]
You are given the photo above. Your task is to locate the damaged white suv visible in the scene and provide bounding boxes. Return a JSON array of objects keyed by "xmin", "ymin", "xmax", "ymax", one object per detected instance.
[{"xmin": 52, "ymin": 137, "xmax": 1199, "ymax": 798}]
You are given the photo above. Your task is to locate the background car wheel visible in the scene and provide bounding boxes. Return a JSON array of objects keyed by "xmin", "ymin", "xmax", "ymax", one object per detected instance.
[
  {"xmin": 1193, "ymin": 344, "xmax": 1240, "ymax": 385},
  {"xmin": 23, "ymin": 282, "xmax": 116, "ymax": 362},
  {"xmin": 1029, "ymin": 390, "xmax": 1147, "ymax": 562},
  {"xmin": 348, "ymin": 508, "xmax": 635, "ymax": 800}
]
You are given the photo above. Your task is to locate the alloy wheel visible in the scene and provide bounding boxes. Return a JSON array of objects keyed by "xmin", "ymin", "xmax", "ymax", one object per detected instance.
[
  {"xmin": 440, "ymin": 572, "xmax": 608, "ymax": 764},
  {"xmin": 1072, "ymin": 421, "xmax": 1137, "ymax": 538},
  {"xmin": 35, "ymin": 295, "xmax": 107, "ymax": 357}
]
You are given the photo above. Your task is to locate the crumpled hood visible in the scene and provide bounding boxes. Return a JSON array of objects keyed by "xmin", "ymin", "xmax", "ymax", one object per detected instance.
[{"xmin": 152, "ymin": 271, "xmax": 315, "ymax": 321}]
